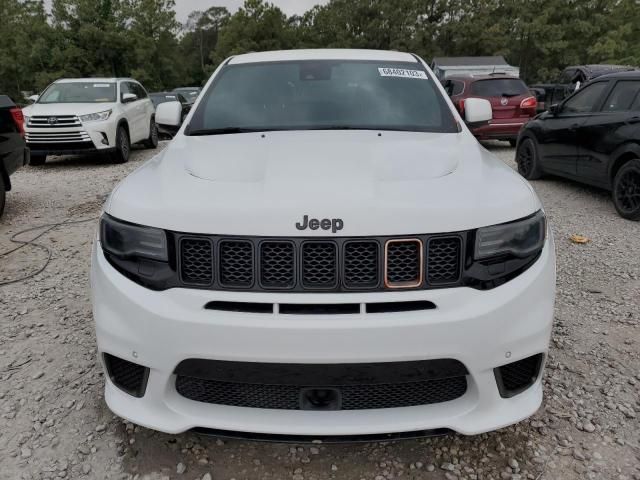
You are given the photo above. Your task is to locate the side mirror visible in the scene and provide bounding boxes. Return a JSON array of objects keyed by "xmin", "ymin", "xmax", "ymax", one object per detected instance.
[
  {"xmin": 464, "ymin": 98, "xmax": 492, "ymax": 125},
  {"xmin": 156, "ymin": 101, "xmax": 182, "ymax": 127},
  {"xmin": 28, "ymin": 94, "xmax": 39, "ymax": 103},
  {"xmin": 549, "ymin": 104, "xmax": 560, "ymax": 115},
  {"xmin": 122, "ymin": 93, "xmax": 137, "ymax": 103}
]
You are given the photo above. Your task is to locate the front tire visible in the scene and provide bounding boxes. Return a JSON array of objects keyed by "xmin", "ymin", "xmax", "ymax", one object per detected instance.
[
  {"xmin": 144, "ymin": 117, "xmax": 158, "ymax": 149},
  {"xmin": 30, "ymin": 154, "xmax": 47, "ymax": 166},
  {"xmin": 112, "ymin": 126, "xmax": 130, "ymax": 164},
  {"xmin": 612, "ymin": 159, "xmax": 640, "ymax": 221},
  {"xmin": 516, "ymin": 137, "xmax": 543, "ymax": 180}
]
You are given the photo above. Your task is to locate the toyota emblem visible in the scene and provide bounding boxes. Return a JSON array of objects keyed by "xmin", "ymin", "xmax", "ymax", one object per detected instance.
[
  {"xmin": 47, "ymin": 117, "xmax": 57, "ymax": 125},
  {"xmin": 500, "ymin": 97, "xmax": 508, "ymax": 106}
]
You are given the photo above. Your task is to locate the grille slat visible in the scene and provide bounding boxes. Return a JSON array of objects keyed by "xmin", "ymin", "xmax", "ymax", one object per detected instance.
[
  {"xmin": 302, "ymin": 242, "xmax": 337, "ymax": 289},
  {"xmin": 427, "ymin": 237, "xmax": 462, "ymax": 284},
  {"xmin": 260, "ymin": 242, "xmax": 295, "ymax": 288},
  {"xmin": 344, "ymin": 241, "xmax": 379, "ymax": 288},
  {"xmin": 385, "ymin": 240, "xmax": 422, "ymax": 287},
  {"xmin": 219, "ymin": 241, "xmax": 254, "ymax": 288},
  {"xmin": 181, "ymin": 238, "xmax": 214, "ymax": 285}
]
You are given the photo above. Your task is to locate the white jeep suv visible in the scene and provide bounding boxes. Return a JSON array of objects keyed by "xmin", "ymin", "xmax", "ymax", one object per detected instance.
[
  {"xmin": 23, "ymin": 78, "xmax": 158, "ymax": 165},
  {"xmin": 92, "ymin": 50, "xmax": 556, "ymax": 440}
]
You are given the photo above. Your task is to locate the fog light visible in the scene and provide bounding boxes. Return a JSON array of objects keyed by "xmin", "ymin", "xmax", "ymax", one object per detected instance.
[{"xmin": 100, "ymin": 132, "xmax": 109, "ymax": 145}]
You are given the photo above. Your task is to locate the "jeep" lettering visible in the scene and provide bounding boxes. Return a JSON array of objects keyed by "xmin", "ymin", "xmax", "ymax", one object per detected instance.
[{"xmin": 295, "ymin": 215, "xmax": 344, "ymax": 234}]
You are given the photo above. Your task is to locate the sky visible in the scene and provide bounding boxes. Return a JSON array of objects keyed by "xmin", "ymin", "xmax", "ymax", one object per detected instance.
[
  {"xmin": 173, "ymin": 0, "xmax": 327, "ymax": 20},
  {"xmin": 42, "ymin": 1, "xmax": 328, "ymax": 22}
]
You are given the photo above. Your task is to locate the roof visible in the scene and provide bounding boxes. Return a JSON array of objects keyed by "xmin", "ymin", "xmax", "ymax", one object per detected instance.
[
  {"xmin": 446, "ymin": 73, "xmax": 522, "ymax": 81},
  {"xmin": 569, "ymin": 64, "xmax": 635, "ymax": 73},
  {"xmin": 432, "ymin": 56, "xmax": 510, "ymax": 67},
  {"xmin": 55, "ymin": 78, "xmax": 134, "ymax": 83},
  {"xmin": 229, "ymin": 49, "xmax": 418, "ymax": 65},
  {"xmin": 594, "ymin": 70, "xmax": 640, "ymax": 80}
]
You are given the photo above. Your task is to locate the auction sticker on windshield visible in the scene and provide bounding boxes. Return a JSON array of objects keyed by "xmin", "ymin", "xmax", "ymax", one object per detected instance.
[{"xmin": 378, "ymin": 68, "xmax": 428, "ymax": 79}]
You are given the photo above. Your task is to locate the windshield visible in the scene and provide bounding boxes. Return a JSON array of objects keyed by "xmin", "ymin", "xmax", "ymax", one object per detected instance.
[
  {"xmin": 470, "ymin": 79, "xmax": 528, "ymax": 97},
  {"xmin": 39, "ymin": 82, "xmax": 117, "ymax": 104},
  {"xmin": 187, "ymin": 60, "xmax": 458, "ymax": 135},
  {"xmin": 150, "ymin": 93, "xmax": 181, "ymax": 107}
]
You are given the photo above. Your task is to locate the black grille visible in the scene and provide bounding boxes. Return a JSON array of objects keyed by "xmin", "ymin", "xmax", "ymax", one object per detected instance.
[
  {"xmin": 427, "ymin": 237, "xmax": 461, "ymax": 284},
  {"xmin": 219, "ymin": 241, "xmax": 254, "ymax": 287},
  {"xmin": 103, "ymin": 353, "xmax": 149, "ymax": 398},
  {"xmin": 175, "ymin": 376, "xmax": 467, "ymax": 410},
  {"xmin": 344, "ymin": 241, "xmax": 379, "ymax": 288},
  {"xmin": 494, "ymin": 354, "xmax": 543, "ymax": 398},
  {"xmin": 386, "ymin": 240, "xmax": 422, "ymax": 286},
  {"xmin": 302, "ymin": 242, "xmax": 337, "ymax": 288},
  {"xmin": 260, "ymin": 242, "xmax": 295, "ymax": 288},
  {"xmin": 180, "ymin": 238, "xmax": 214, "ymax": 285},
  {"xmin": 177, "ymin": 233, "xmax": 465, "ymax": 292}
]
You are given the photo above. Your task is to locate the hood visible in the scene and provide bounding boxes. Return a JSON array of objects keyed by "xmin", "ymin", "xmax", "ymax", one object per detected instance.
[
  {"xmin": 22, "ymin": 102, "xmax": 116, "ymax": 117},
  {"xmin": 106, "ymin": 130, "xmax": 540, "ymax": 236}
]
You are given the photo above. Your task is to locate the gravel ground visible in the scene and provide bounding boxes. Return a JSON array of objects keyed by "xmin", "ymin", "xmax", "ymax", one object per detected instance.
[{"xmin": 0, "ymin": 141, "xmax": 638, "ymax": 480}]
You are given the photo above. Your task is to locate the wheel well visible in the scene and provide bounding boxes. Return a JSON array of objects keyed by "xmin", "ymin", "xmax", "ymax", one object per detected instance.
[
  {"xmin": 611, "ymin": 152, "xmax": 639, "ymax": 183},
  {"xmin": 117, "ymin": 119, "xmax": 130, "ymax": 138}
]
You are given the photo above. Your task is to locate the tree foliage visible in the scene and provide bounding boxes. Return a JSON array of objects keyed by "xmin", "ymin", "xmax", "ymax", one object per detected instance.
[{"xmin": 1, "ymin": 0, "xmax": 639, "ymax": 102}]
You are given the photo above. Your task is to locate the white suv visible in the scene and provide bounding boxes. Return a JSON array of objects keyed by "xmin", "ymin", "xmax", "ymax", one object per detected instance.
[
  {"xmin": 23, "ymin": 78, "xmax": 157, "ymax": 165},
  {"xmin": 92, "ymin": 50, "xmax": 556, "ymax": 439}
]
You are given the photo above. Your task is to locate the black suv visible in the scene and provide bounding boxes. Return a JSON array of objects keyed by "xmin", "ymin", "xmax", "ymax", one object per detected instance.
[
  {"xmin": 516, "ymin": 71, "xmax": 640, "ymax": 220},
  {"xmin": 0, "ymin": 95, "xmax": 29, "ymax": 218}
]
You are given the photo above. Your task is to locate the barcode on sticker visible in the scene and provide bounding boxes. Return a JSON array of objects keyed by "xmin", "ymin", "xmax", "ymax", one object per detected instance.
[{"xmin": 378, "ymin": 68, "xmax": 428, "ymax": 79}]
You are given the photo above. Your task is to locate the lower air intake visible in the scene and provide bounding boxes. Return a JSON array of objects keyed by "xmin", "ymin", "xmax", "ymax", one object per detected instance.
[
  {"xmin": 103, "ymin": 353, "xmax": 149, "ymax": 398},
  {"xmin": 494, "ymin": 353, "xmax": 543, "ymax": 398}
]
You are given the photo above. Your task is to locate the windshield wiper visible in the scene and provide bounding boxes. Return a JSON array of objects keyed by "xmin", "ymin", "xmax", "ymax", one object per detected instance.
[{"xmin": 187, "ymin": 127, "xmax": 267, "ymax": 136}]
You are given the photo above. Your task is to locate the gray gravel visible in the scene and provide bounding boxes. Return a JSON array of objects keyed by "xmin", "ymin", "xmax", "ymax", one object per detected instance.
[{"xmin": 0, "ymin": 141, "xmax": 638, "ymax": 480}]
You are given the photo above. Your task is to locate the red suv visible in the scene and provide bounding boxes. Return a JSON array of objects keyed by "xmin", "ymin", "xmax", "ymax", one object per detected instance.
[{"xmin": 444, "ymin": 74, "xmax": 537, "ymax": 145}]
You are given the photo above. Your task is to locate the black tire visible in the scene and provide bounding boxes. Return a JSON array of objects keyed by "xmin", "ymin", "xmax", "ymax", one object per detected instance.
[
  {"xmin": 516, "ymin": 137, "xmax": 543, "ymax": 180},
  {"xmin": 508, "ymin": 139, "xmax": 517, "ymax": 147},
  {"xmin": 30, "ymin": 154, "xmax": 47, "ymax": 166},
  {"xmin": 143, "ymin": 117, "xmax": 158, "ymax": 149},
  {"xmin": 0, "ymin": 174, "xmax": 5, "ymax": 219},
  {"xmin": 112, "ymin": 125, "xmax": 130, "ymax": 164},
  {"xmin": 612, "ymin": 159, "xmax": 640, "ymax": 221}
]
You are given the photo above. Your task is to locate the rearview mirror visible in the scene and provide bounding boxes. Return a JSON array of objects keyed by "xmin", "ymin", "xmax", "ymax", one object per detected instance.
[
  {"xmin": 464, "ymin": 98, "xmax": 492, "ymax": 125},
  {"xmin": 122, "ymin": 93, "xmax": 137, "ymax": 103},
  {"xmin": 156, "ymin": 101, "xmax": 182, "ymax": 127}
]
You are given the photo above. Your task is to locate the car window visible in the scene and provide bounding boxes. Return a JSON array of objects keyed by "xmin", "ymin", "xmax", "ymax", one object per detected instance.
[
  {"xmin": 444, "ymin": 80, "xmax": 464, "ymax": 96},
  {"xmin": 470, "ymin": 79, "xmax": 528, "ymax": 97},
  {"xmin": 560, "ymin": 69, "xmax": 576, "ymax": 83},
  {"xmin": 39, "ymin": 82, "xmax": 116, "ymax": 103},
  {"xmin": 131, "ymin": 82, "xmax": 148, "ymax": 99},
  {"xmin": 126, "ymin": 82, "xmax": 141, "ymax": 100},
  {"xmin": 188, "ymin": 60, "xmax": 458, "ymax": 134},
  {"xmin": 120, "ymin": 82, "xmax": 132, "ymax": 101},
  {"xmin": 602, "ymin": 81, "xmax": 640, "ymax": 112},
  {"xmin": 561, "ymin": 82, "xmax": 608, "ymax": 114}
]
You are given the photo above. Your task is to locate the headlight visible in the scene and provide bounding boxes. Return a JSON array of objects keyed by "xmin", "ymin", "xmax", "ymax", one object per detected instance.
[
  {"xmin": 475, "ymin": 211, "xmax": 546, "ymax": 260},
  {"xmin": 100, "ymin": 214, "xmax": 167, "ymax": 261},
  {"xmin": 79, "ymin": 109, "xmax": 112, "ymax": 122}
]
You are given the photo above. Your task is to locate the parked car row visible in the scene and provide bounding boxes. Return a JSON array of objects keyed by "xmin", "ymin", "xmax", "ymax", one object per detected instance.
[{"xmin": 439, "ymin": 60, "xmax": 640, "ymax": 220}]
